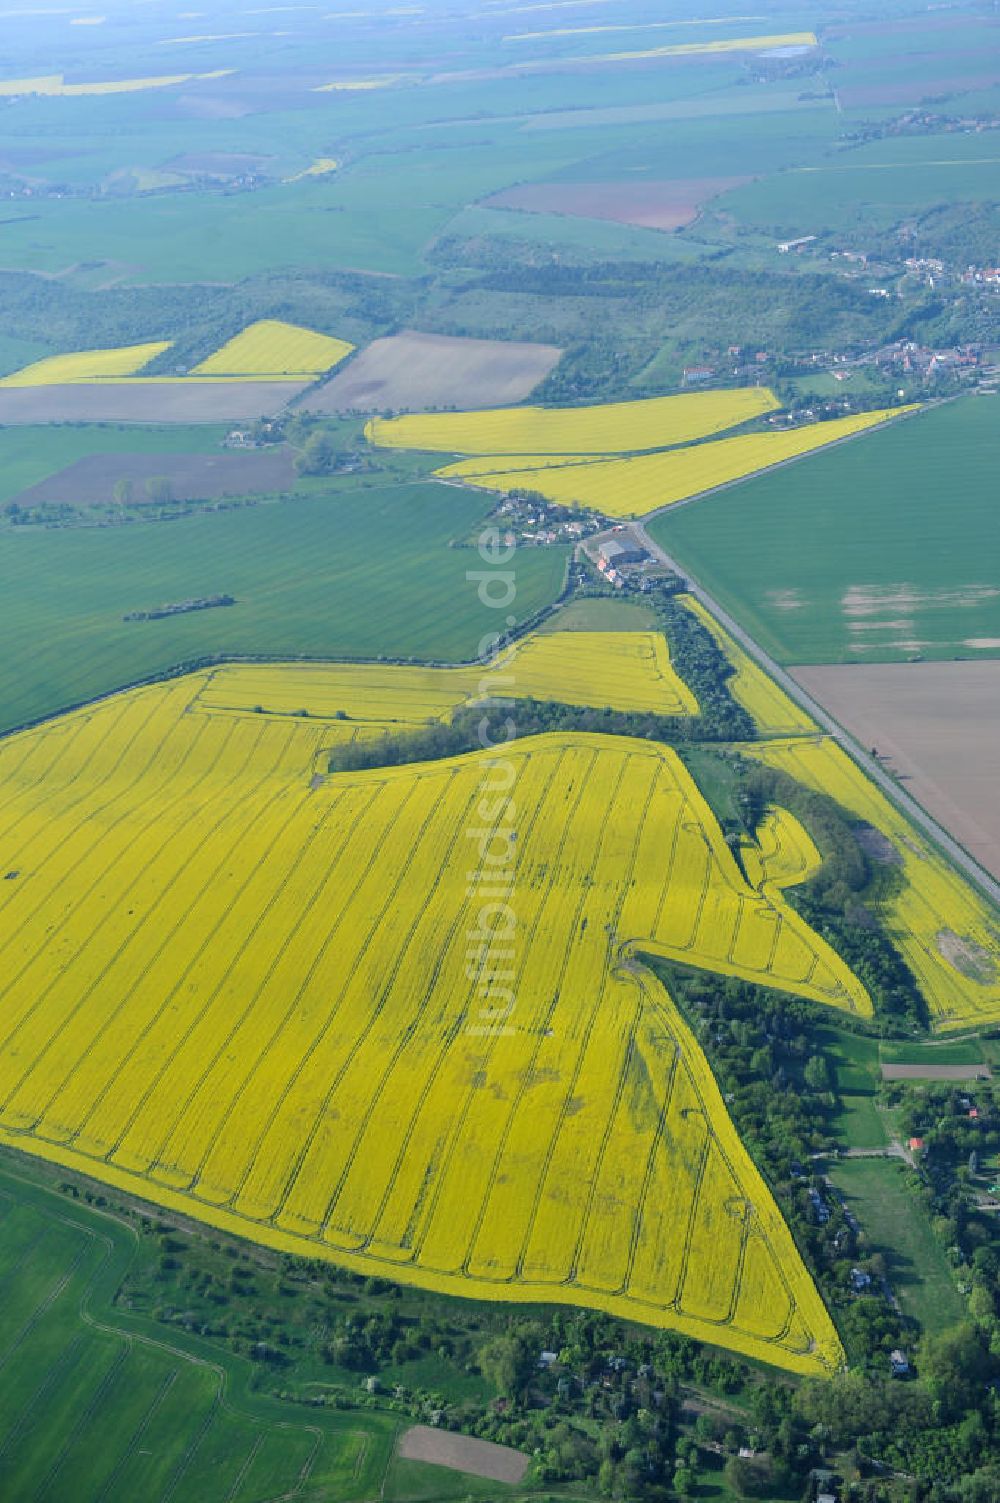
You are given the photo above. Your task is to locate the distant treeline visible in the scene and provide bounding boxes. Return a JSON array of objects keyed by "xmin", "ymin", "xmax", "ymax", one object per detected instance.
[{"xmin": 0, "ymin": 269, "xmax": 411, "ymax": 375}]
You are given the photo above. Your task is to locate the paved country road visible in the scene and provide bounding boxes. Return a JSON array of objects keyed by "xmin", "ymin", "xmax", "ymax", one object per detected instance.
[{"xmin": 629, "ymin": 521, "xmax": 1000, "ymax": 912}]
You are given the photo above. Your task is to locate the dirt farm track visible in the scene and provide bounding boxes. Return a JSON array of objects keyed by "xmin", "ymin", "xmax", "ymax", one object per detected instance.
[{"xmin": 793, "ymin": 661, "xmax": 1000, "ymax": 884}]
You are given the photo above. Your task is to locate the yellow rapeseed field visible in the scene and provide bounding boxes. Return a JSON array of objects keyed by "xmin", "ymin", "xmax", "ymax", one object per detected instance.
[
  {"xmin": 742, "ymin": 806, "xmax": 823, "ymax": 896},
  {"xmin": 315, "ymin": 76, "xmax": 406, "ymax": 92},
  {"xmin": 593, "ymin": 31, "xmax": 818, "ymax": 62},
  {"xmin": 0, "ymin": 670, "xmax": 864, "ymax": 1375},
  {"xmin": 285, "ymin": 158, "xmax": 340, "ymax": 182},
  {"xmin": 0, "ymin": 70, "xmax": 232, "ymax": 97},
  {"xmin": 195, "ymin": 628, "xmax": 698, "ymax": 722},
  {"xmin": 436, "ymin": 408, "xmax": 918, "ymax": 518},
  {"xmin": 0, "ymin": 341, "xmax": 172, "ymax": 387},
  {"xmin": 368, "ymin": 387, "xmax": 780, "ymax": 456},
  {"xmin": 681, "ymin": 596, "xmax": 817, "ymax": 737},
  {"xmin": 742, "ymin": 737, "xmax": 1000, "ymax": 1030},
  {"xmin": 192, "ymin": 320, "xmax": 354, "ymax": 377}
]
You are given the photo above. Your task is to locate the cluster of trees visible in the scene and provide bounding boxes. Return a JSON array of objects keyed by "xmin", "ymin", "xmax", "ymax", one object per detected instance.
[
  {"xmin": 655, "ymin": 964, "xmax": 1000, "ymax": 1496},
  {"xmin": 326, "ymin": 584, "xmax": 753, "ymax": 774},
  {"xmin": 0, "ymin": 268, "xmax": 407, "ymax": 377},
  {"xmin": 737, "ymin": 760, "xmax": 928, "ymax": 1030}
]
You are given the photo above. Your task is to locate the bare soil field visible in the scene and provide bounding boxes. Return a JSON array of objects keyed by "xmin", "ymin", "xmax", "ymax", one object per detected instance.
[
  {"xmin": 484, "ymin": 177, "xmax": 750, "ymax": 231},
  {"xmin": 302, "ymin": 329, "xmax": 561, "ymax": 413},
  {"xmin": 793, "ymin": 661, "xmax": 1000, "ymax": 883},
  {"xmin": 839, "ymin": 70, "xmax": 1000, "ymax": 107},
  {"xmin": 165, "ymin": 151, "xmax": 272, "ymax": 177},
  {"xmin": 882, "ymin": 1064, "xmax": 991, "ymax": 1081},
  {"xmin": 0, "ymin": 381, "xmax": 307, "ymax": 425},
  {"xmin": 14, "ymin": 449, "xmax": 296, "ymax": 507},
  {"xmin": 397, "ymin": 1426, "xmax": 529, "ymax": 1483}
]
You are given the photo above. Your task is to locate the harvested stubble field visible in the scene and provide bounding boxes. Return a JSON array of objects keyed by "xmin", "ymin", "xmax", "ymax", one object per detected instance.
[
  {"xmin": 0, "ymin": 381, "xmax": 309, "ymax": 424},
  {"xmin": 0, "ymin": 650, "xmax": 870, "ymax": 1374},
  {"xmin": 14, "ymin": 449, "xmax": 297, "ymax": 507},
  {"xmin": 792, "ymin": 661, "xmax": 1000, "ymax": 885},
  {"xmin": 741, "ymin": 736, "xmax": 1000, "ymax": 1031},
  {"xmin": 483, "ymin": 176, "xmax": 751, "ymax": 231},
  {"xmin": 305, "ymin": 330, "xmax": 562, "ymax": 414}
]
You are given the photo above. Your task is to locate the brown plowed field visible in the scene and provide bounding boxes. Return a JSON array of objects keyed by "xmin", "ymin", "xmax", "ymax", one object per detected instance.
[
  {"xmin": 14, "ymin": 449, "xmax": 297, "ymax": 507},
  {"xmin": 839, "ymin": 71, "xmax": 1000, "ymax": 107},
  {"xmin": 302, "ymin": 329, "xmax": 561, "ymax": 413},
  {"xmin": 484, "ymin": 176, "xmax": 750, "ymax": 231},
  {"xmin": 882, "ymin": 1063, "xmax": 991, "ymax": 1081},
  {"xmin": 0, "ymin": 381, "xmax": 308, "ymax": 425},
  {"xmin": 397, "ymin": 1425, "xmax": 529, "ymax": 1483},
  {"xmin": 793, "ymin": 661, "xmax": 1000, "ymax": 883}
]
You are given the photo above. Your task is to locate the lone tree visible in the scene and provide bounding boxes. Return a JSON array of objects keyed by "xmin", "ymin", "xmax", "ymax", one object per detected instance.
[{"xmin": 146, "ymin": 475, "xmax": 174, "ymax": 505}]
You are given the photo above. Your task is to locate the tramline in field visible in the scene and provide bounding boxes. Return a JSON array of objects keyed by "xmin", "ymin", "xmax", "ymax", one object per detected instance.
[
  {"xmin": 433, "ymin": 407, "xmax": 917, "ymax": 519},
  {"xmin": 0, "ymin": 646, "xmax": 872, "ymax": 1377}
]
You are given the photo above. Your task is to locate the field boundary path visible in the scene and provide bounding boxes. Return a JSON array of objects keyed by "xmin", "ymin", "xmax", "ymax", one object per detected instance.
[{"xmin": 630, "ymin": 523, "xmax": 1000, "ymax": 912}]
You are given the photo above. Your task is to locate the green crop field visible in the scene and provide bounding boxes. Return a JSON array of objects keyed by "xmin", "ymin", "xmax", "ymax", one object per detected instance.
[
  {"xmin": 0, "ymin": 426, "xmax": 230, "ymax": 510},
  {"xmin": 650, "ymin": 399, "xmax": 1000, "ymax": 664},
  {"xmin": 718, "ymin": 133, "xmax": 1000, "ymax": 237},
  {"xmin": 828, "ymin": 1159, "xmax": 967, "ymax": 1336},
  {"xmin": 879, "ymin": 1039, "xmax": 987, "ymax": 1068},
  {"xmin": 0, "ymin": 482, "xmax": 568, "ymax": 734},
  {"xmin": 815, "ymin": 1029, "xmax": 888, "ymax": 1151},
  {"xmin": 0, "ymin": 1161, "xmax": 403, "ymax": 1503}
]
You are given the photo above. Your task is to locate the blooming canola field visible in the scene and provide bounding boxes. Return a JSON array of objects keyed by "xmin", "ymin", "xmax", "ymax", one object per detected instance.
[
  {"xmin": 368, "ymin": 388, "xmax": 780, "ymax": 456},
  {"xmin": 742, "ymin": 737, "xmax": 1000, "ymax": 1030},
  {"xmin": 192, "ymin": 320, "xmax": 354, "ymax": 377},
  {"xmin": 0, "ymin": 650, "xmax": 869, "ymax": 1376},
  {"xmin": 0, "ymin": 321, "xmax": 354, "ymax": 391},
  {"xmin": 0, "ymin": 341, "xmax": 173, "ymax": 388},
  {"xmin": 681, "ymin": 595, "xmax": 818, "ymax": 738},
  {"xmin": 195, "ymin": 628, "xmax": 699, "ymax": 726},
  {"xmin": 435, "ymin": 408, "xmax": 916, "ymax": 519}
]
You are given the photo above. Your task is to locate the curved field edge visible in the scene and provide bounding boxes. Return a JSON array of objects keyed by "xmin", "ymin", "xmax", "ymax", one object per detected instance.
[
  {"xmin": 741, "ymin": 736, "xmax": 1000, "ymax": 1032},
  {"xmin": 0, "ymin": 698, "xmax": 854, "ymax": 1379},
  {"xmin": 0, "ymin": 483, "xmax": 571, "ymax": 739},
  {"xmin": 675, "ymin": 598, "xmax": 1000, "ymax": 1029},
  {"xmin": 0, "ymin": 961, "xmax": 843, "ymax": 1385},
  {"xmin": 0, "ymin": 1158, "xmax": 403, "ymax": 1502}
]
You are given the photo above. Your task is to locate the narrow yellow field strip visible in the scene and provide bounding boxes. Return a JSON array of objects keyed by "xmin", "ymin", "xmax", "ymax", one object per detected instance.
[
  {"xmin": 195, "ymin": 628, "xmax": 699, "ymax": 722},
  {"xmin": 436, "ymin": 407, "xmax": 918, "ymax": 518},
  {"xmin": 369, "ymin": 388, "xmax": 781, "ymax": 457},
  {"xmin": 0, "ymin": 69, "xmax": 232, "ymax": 97},
  {"xmin": 681, "ymin": 596, "xmax": 817, "ymax": 738},
  {"xmin": 742, "ymin": 736, "xmax": 1000, "ymax": 1031},
  {"xmin": 0, "ymin": 342, "xmax": 172, "ymax": 388},
  {"xmin": 742, "ymin": 806, "xmax": 823, "ymax": 895}
]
